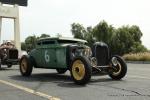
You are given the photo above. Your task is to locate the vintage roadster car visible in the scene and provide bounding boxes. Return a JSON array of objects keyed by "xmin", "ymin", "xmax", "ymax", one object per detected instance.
[
  {"xmin": 0, "ymin": 42, "xmax": 19, "ymax": 68},
  {"xmin": 19, "ymin": 37, "xmax": 127, "ymax": 85}
]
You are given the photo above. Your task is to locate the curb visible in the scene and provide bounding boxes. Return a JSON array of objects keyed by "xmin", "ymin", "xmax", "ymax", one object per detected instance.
[{"xmin": 126, "ymin": 61, "xmax": 150, "ymax": 64}]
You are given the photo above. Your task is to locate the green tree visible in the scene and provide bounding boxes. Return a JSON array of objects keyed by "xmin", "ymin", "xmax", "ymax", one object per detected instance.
[
  {"xmin": 71, "ymin": 21, "xmax": 147, "ymax": 55},
  {"xmin": 112, "ymin": 26, "xmax": 132, "ymax": 55},
  {"xmin": 92, "ymin": 20, "xmax": 115, "ymax": 45},
  {"xmin": 21, "ymin": 42, "xmax": 26, "ymax": 50},
  {"xmin": 71, "ymin": 23, "xmax": 86, "ymax": 39},
  {"xmin": 21, "ymin": 33, "xmax": 51, "ymax": 51},
  {"xmin": 129, "ymin": 25, "xmax": 142, "ymax": 43},
  {"xmin": 112, "ymin": 25, "xmax": 147, "ymax": 55},
  {"xmin": 84, "ymin": 26, "xmax": 95, "ymax": 47},
  {"xmin": 25, "ymin": 35, "xmax": 37, "ymax": 51},
  {"xmin": 71, "ymin": 23, "xmax": 95, "ymax": 47},
  {"xmin": 130, "ymin": 42, "xmax": 147, "ymax": 53}
]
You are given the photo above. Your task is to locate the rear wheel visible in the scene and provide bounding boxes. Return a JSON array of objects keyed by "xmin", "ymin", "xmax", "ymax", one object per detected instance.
[
  {"xmin": 109, "ymin": 56, "xmax": 127, "ymax": 80},
  {"xmin": 70, "ymin": 56, "xmax": 92, "ymax": 85},
  {"xmin": 56, "ymin": 69, "xmax": 67, "ymax": 74},
  {"xmin": 19, "ymin": 55, "xmax": 33, "ymax": 76}
]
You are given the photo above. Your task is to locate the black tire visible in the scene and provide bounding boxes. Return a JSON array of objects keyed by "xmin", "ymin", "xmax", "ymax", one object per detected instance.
[
  {"xmin": 70, "ymin": 56, "xmax": 92, "ymax": 85},
  {"xmin": 19, "ymin": 55, "xmax": 33, "ymax": 76},
  {"xmin": 109, "ymin": 56, "xmax": 127, "ymax": 80},
  {"xmin": 56, "ymin": 69, "xmax": 67, "ymax": 74},
  {"xmin": 7, "ymin": 64, "xmax": 12, "ymax": 68}
]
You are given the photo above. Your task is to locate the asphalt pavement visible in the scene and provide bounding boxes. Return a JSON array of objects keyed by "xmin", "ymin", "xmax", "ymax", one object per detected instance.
[{"xmin": 0, "ymin": 64, "xmax": 150, "ymax": 100}]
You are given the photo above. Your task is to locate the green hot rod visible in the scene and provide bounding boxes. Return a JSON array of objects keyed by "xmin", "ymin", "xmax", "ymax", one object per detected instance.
[{"xmin": 19, "ymin": 37, "xmax": 127, "ymax": 85}]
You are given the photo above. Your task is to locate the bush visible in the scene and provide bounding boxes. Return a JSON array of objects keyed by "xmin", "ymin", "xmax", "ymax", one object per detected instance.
[{"xmin": 123, "ymin": 52, "xmax": 150, "ymax": 61}]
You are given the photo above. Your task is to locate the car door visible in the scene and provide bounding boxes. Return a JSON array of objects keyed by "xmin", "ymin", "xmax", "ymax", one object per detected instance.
[
  {"xmin": 56, "ymin": 47, "xmax": 67, "ymax": 68},
  {"xmin": 40, "ymin": 40, "xmax": 57, "ymax": 68},
  {"xmin": 31, "ymin": 41, "xmax": 43, "ymax": 67}
]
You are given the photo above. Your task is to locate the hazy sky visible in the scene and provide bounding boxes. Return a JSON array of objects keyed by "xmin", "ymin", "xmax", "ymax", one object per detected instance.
[{"xmin": 1, "ymin": 0, "xmax": 150, "ymax": 49}]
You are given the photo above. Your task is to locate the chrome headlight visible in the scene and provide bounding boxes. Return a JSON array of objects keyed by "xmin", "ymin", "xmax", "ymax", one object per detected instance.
[
  {"xmin": 91, "ymin": 57, "xmax": 97, "ymax": 67},
  {"xmin": 111, "ymin": 57, "xmax": 118, "ymax": 66},
  {"xmin": 83, "ymin": 47, "xmax": 92, "ymax": 57}
]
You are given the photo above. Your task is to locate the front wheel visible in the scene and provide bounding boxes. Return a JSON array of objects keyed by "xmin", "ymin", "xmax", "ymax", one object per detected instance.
[
  {"xmin": 70, "ymin": 56, "xmax": 92, "ymax": 85},
  {"xmin": 19, "ymin": 55, "xmax": 33, "ymax": 76},
  {"xmin": 109, "ymin": 56, "xmax": 127, "ymax": 80}
]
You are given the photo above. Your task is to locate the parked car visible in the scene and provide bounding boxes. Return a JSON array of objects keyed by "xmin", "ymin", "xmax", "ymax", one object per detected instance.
[
  {"xmin": 0, "ymin": 42, "xmax": 19, "ymax": 68},
  {"xmin": 19, "ymin": 37, "xmax": 127, "ymax": 85}
]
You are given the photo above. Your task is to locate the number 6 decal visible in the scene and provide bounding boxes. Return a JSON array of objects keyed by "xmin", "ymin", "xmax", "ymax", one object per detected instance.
[{"xmin": 45, "ymin": 50, "xmax": 50, "ymax": 62}]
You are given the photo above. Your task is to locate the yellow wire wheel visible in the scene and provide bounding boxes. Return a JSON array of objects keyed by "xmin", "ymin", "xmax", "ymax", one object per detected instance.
[
  {"xmin": 72, "ymin": 60, "xmax": 86, "ymax": 80},
  {"xmin": 109, "ymin": 56, "xmax": 127, "ymax": 80},
  {"xmin": 20, "ymin": 58, "xmax": 28, "ymax": 73},
  {"xmin": 70, "ymin": 56, "xmax": 92, "ymax": 85},
  {"xmin": 20, "ymin": 55, "xmax": 33, "ymax": 76},
  {"xmin": 112, "ymin": 63, "xmax": 122, "ymax": 76}
]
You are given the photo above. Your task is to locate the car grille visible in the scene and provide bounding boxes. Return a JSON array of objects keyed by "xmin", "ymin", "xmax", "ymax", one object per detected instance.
[
  {"xmin": 95, "ymin": 46, "xmax": 109, "ymax": 66},
  {"xmin": 92, "ymin": 42, "xmax": 110, "ymax": 66},
  {"xmin": 8, "ymin": 49, "xmax": 18, "ymax": 59}
]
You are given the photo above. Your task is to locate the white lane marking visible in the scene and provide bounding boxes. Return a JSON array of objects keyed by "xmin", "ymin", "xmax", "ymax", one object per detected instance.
[
  {"xmin": 0, "ymin": 80, "xmax": 60, "ymax": 100},
  {"xmin": 128, "ymin": 75, "xmax": 150, "ymax": 80}
]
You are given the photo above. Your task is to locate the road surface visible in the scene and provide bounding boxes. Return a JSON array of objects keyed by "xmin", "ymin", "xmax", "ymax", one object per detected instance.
[{"xmin": 0, "ymin": 64, "xmax": 150, "ymax": 100}]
